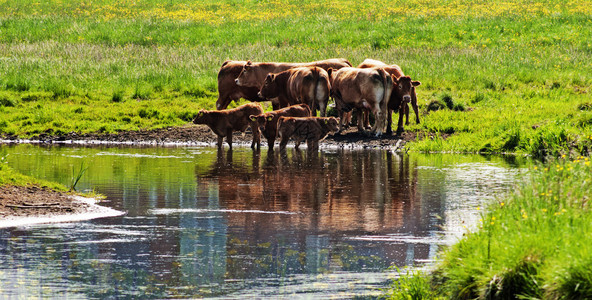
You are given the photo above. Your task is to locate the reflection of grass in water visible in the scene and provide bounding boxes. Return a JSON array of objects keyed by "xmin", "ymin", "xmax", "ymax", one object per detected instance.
[{"xmin": 390, "ymin": 158, "xmax": 592, "ymax": 299}]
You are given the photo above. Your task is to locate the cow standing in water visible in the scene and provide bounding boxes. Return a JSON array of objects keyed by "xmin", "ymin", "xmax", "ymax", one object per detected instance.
[
  {"xmin": 249, "ymin": 104, "xmax": 312, "ymax": 150},
  {"xmin": 258, "ymin": 67, "xmax": 331, "ymax": 117},
  {"xmin": 193, "ymin": 103, "xmax": 263, "ymax": 150},
  {"xmin": 328, "ymin": 67, "xmax": 393, "ymax": 137},
  {"xmin": 358, "ymin": 59, "xmax": 421, "ymax": 134}
]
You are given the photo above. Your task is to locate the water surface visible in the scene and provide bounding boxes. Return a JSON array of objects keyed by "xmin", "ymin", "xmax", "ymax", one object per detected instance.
[{"xmin": 0, "ymin": 145, "xmax": 527, "ymax": 298}]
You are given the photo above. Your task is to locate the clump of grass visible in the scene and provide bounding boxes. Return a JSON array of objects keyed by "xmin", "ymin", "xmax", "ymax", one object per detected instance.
[
  {"xmin": 578, "ymin": 102, "xmax": 592, "ymax": 111},
  {"xmin": 0, "ymin": 97, "xmax": 15, "ymax": 107},
  {"xmin": 383, "ymin": 267, "xmax": 438, "ymax": 300},
  {"xmin": 413, "ymin": 157, "xmax": 592, "ymax": 299},
  {"xmin": 111, "ymin": 90, "xmax": 124, "ymax": 103},
  {"xmin": 69, "ymin": 162, "xmax": 88, "ymax": 192},
  {"xmin": 427, "ymin": 100, "xmax": 446, "ymax": 112}
]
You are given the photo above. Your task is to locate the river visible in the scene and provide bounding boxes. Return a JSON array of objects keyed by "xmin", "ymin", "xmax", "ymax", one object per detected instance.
[{"xmin": 0, "ymin": 144, "xmax": 528, "ymax": 299}]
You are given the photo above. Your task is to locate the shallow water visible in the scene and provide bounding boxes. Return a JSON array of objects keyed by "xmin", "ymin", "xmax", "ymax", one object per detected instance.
[{"xmin": 0, "ymin": 145, "xmax": 528, "ymax": 298}]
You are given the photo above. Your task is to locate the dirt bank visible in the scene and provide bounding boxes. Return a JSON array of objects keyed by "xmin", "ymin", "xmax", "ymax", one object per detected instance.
[
  {"xmin": 1, "ymin": 124, "xmax": 420, "ymax": 150},
  {"xmin": 0, "ymin": 185, "xmax": 125, "ymax": 228}
]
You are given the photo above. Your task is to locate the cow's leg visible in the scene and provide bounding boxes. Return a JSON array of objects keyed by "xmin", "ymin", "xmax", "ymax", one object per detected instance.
[
  {"xmin": 279, "ymin": 135, "xmax": 289, "ymax": 151},
  {"xmin": 386, "ymin": 108, "xmax": 393, "ymax": 136},
  {"xmin": 370, "ymin": 111, "xmax": 384, "ymax": 137},
  {"xmin": 268, "ymin": 136, "xmax": 275, "ymax": 151},
  {"xmin": 250, "ymin": 122, "xmax": 260, "ymax": 150},
  {"xmin": 356, "ymin": 109, "xmax": 365, "ymax": 133},
  {"xmin": 294, "ymin": 138, "xmax": 302, "ymax": 150},
  {"xmin": 217, "ymin": 135, "xmax": 224, "ymax": 149},
  {"xmin": 336, "ymin": 110, "xmax": 345, "ymax": 134},
  {"xmin": 396, "ymin": 105, "xmax": 405, "ymax": 135},
  {"xmin": 411, "ymin": 87, "xmax": 420, "ymax": 124},
  {"xmin": 404, "ymin": 104, "xmax": 410, "ymax": 125},
  {"xmin": 364, "ymin": 109, "xmax": 371, "ymax": 130},
  {"xmin": 226, "ymin": 128, "xmax": 233, "ymax": 150},
  {"xmin": 307, "ymin": 139, "xmax": 319, "ymax": 152}
]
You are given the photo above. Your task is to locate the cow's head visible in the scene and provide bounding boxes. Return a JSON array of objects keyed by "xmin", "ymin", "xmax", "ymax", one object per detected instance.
[
  {"xmin": 216, "ymin": 96, "xmax": 230, "ymax": 111},
  {"xmin": 392, "ymin": 75, "xmax": 421, "ymax": 104},
  {"xmin": 192, "ymin": 110, "xmax": 208, "ymax": 124},
  {"xmin": 235, "ymin": 60, "xmax": 258, "ymax": 87},
  {"xmin": 249, "ymin": 114, "xmax": 274, "ymax": 130},
  {"xmin": 321, "ymin": 117, "xmax": 340, "ymax": 132},
  {"xmin": 258, "ymin": 74, "xmax": 279, "ymax": 99}
]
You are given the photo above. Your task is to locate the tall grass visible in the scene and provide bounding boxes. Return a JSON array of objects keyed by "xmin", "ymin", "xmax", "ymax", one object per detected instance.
[{"xmin": 389, "ymin": 157, "xmax": 592, "ymax": 298}]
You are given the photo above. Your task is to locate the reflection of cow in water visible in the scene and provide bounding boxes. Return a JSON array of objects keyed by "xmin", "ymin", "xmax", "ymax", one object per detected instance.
[{"xmin": 194, "ymin": 148, "xmax": 445, "ymax": 271}]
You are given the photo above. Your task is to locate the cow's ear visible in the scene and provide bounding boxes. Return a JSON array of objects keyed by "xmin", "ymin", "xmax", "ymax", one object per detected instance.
[
  {"xmin": 266, "ymin": 74, "xmax": 275, "ymax": 82},
  {"xmin": 246, "ymin": 60, "xmax": 252, "ymax": 66},
  {"xmin": 412, "ymin": 80, "xmax": 421, "ymax": 87}
]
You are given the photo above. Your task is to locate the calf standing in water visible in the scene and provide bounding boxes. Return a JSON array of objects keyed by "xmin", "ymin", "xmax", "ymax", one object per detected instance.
[
  {"xmin": 193, "ymin": 103, "xmax": 263, "ymax": 150},
  {"xmin": 277, "ymin": 116, "xmax": 339, "ymax": 152}
]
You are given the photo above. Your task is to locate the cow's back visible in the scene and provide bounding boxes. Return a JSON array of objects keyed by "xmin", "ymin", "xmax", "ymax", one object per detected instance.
[
  {"xmin": 357, "ymin": 59, "xmax": 404, "ymax": 78},
  {"xmin": 216, "ymin": 60, "xmax": 261, "ymax": 110}
]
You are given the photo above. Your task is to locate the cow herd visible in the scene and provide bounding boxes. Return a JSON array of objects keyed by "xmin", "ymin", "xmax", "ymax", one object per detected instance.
[{"xmin": 193, "ymin": 58, "xmax": 421, "ymax": 151}]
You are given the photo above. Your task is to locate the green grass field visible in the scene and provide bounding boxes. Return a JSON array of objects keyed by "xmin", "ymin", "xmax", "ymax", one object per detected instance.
[
  {"xmin": 1, "ymin": 1, "xmax": 592, "ymax": 298},
  {"xmin": 1, "ymin": 0, "xmax": 591, "ymax": 156}
]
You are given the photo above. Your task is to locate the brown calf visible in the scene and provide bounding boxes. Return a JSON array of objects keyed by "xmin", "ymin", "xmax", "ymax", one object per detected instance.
[
  {"xmin": 215, "ymin": 60, "xmax": 265, "ymax": 110},
  {"xmin": 258, "ymin": 67, "xmax": 330, "ymax": 116},
  {"xmin": 193, "ymin": 103, "xmax": 263, "ymax": 150},
  {"xmin": 328, "ymin": 67, "xmax": 393, "ymax": 136},
  {"xmin": 249, "ymin": 104, "xmax": 311, "ymax": 150},
  {"xmin": 277, "ymin": 116, "xmax": 339, "ymax": 151}
]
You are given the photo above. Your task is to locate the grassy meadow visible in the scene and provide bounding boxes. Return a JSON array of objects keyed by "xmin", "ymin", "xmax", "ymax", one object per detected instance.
[
  {"xmin": 1, "ymin": 0, "xmax": 592, "ymax": 298},
  {"xmin": 0, "ymin": 0, "xmax": 591, "ymax": 156}
]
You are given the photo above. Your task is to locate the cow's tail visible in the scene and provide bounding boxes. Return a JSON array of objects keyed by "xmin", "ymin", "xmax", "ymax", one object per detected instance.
[
  {"xmin": 378, "ymin": 68, "xmax": 393, "ymax": 133},
  {"xmin": 312, "ymin": 67, "xmax": 321, "ymax": 117}
]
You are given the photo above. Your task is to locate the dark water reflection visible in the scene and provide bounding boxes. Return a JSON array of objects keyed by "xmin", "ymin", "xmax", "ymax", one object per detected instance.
[{"xmin": 0, "ymin": 145, "xmax": 528, "ymax": 298}]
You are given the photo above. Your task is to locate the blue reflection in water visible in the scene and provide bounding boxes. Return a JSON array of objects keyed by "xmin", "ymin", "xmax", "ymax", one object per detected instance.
[{"xmin": 0, "ymin": 145, "xmax": 527, "ymax": 298}]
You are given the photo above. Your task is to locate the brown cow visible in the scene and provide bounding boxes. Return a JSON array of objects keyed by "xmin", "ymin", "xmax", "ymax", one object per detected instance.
[
  {"xmin": 277, "ymin": 116, "xmax": 339, "ymax": 151},
  {"xmin": 357, "ymin": 59, "xmax": 421, "ymax": 132},
  {"xmin": 249, "ymin": 104, "xmax": 311, "ymax": 150},
  {"xmin": 387, "ymin": 76, "xmax": 421, "ymax": 135},
  {"xmin": 193, "ymin": 103, "xmax": 263, "ymax": 150},
  {"xmin": 258, "ymin": 67, "xmax": 330, "ymax": 116},
  {"xmin": 215, "ymin": 60, "xmax": 265, "ymax": 110},
  {"xmin": 328, "ymin": 67, "xmax": 393, "ymax": 136},
  {"xmin": 234, "ymin": 58, "xmax": 351, "ymax": 90}
]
